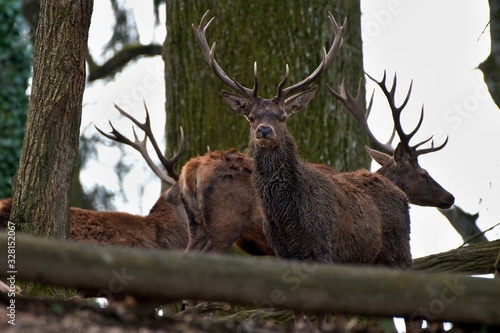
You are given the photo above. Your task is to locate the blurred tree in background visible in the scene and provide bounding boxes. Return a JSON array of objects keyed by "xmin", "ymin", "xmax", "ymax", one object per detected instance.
[
  {"xmin": 480, "ymin": 0, "xmax": 500, "ymax": 107},
  {"xmin": 0, "ymin": 0, "xmax": 32, "ymax": 198},
  {"xmin": 164, "ymin": 1, "xmax": 370, "ymax": 173}
]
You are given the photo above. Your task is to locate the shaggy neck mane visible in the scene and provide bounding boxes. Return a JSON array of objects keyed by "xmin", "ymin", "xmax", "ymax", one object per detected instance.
[{"xmin": 250, "ymin": 135, "xmax": 304, "ymax": 223}]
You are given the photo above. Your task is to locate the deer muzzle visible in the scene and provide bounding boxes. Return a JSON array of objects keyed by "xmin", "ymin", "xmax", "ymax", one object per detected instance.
[{"xmin": 255, "ymin": 125, "xmax": 277, "ymax": 147}]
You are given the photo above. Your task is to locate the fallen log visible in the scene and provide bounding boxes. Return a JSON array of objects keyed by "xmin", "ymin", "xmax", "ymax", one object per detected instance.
[
  {"xmin": 1, "ymin": 232, "xmax": 500, "ymax": 325},
  {"xmin": 413, "ymin": 239, "xmax": 500, "ymax": 275}
]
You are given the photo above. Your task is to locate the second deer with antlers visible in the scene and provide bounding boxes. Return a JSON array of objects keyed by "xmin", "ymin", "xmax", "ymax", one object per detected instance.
[
  {"xmin": 193, "ymin": 10, "xmax": 430, "ymax": 330},
  {"xmin": 328, "ymin": 72, "xmax": 455, "ymax": 209}
]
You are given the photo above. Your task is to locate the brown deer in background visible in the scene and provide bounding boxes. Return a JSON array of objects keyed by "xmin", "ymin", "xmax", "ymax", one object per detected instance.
[
  {"xmin": 1, "ymin": 103, "xmax": 190, "ymax": 250},
  {"xmin": 328, "ymin": 72, "xmax": 455, "ymax": 209},
  {"xmin": 193, "ymin": 9, "xmax": 422, "ymax": 331},
  {"xmin": 0, "ymin": 186, "xmax": 188, "ymax": 249}
]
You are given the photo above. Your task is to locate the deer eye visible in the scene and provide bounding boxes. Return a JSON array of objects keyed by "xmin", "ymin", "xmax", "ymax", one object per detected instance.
[
  {"xmin": 419, "ymin": 170, "xmax": 429, "ymax": 180},
  {"xmin": 247, "ymin": 115, "xmax": 255, "ymax": 123}
]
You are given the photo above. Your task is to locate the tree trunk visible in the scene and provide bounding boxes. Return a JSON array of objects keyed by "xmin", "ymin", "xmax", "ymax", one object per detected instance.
[
  {"xmin": 479, "ymin": 0, "xmax": 500, "ymax": 106},
  {"xmin": 163, "ymin": 1, "xmax": 369, "ymax": 181},
  {"xmin": 413, "ymin": 239, "xmax": 500, "ymax": 275},
  {"xmin": 11, "ymin": 0, "xmax": 93, "ymax": 239},
  {"xmin": 2, "ymin": 232, "xmax": 500, "ymax": 325}
]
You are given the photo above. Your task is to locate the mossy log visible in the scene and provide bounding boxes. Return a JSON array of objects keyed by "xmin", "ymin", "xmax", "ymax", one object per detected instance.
[
  {"xmin": 413, "ymin": 239, "xmax": 500, "ymax": 275},
  {"xmin": 1, "ymin": 232, "xmax": 500, "ymax": 325}
]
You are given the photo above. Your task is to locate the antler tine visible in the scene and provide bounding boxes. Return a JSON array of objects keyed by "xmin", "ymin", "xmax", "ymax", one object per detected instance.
[
  {"xmin": 141, "ymin": 101, "xmax": 184, "ymax": 180},
  {"xmin": 405, "ymin": 104, "xmax": 425, "ymax": 140},
  {"xmin": 327, "ymin": 78, "xmax": 395, "ymax": 154},
  {"xmin": 276, "ymin": 64, "xmax": 289, "ymax": 96},
  {"xmin": 368, "ymin": 71, "xmax": 450, "ymax": 158},
  {"xmin": 193, "ymin": 10, "xmax": 257, "ymax": 99},
  {"xmin": 95, "ymin": 102, "xmax": 185, "ymax": 185},
  {"xmin": 95, "ymin": 121, "xmax": 177, "ymax": 186},
  {"xmin": 409, "ymin": 105, "xmax": 449, "ymax": 157},
  {"xmin": 366, "ymin": 71, "xmax": 415, "ymax": 148},
  {"xmin": 413, "ymin": 135, "xmax": 449, "ymax": 157},
  {"xmin": 278, "ymin": 12, "xmax": 347, "ymax": 99}
]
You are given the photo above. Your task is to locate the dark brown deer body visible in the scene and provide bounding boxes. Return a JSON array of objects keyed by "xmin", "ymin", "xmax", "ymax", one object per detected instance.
[
  {"xmin": 193, "ymin": 10, "xmax": 418, "ymax": 329},
  {"xmin": 0, "ymin": 186, "xmax": 189, "ymax": 249},
  {"xmin": 193, "ymin": 9, "xmax": 410, "ymax": 264},
  {"xmin": 244, "ymin": 97, "xmax": 410, "ymax": 266}
]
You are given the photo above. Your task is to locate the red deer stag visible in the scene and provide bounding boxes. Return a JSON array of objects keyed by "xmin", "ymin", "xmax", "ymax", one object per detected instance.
[
  {"xmin": 328, "ymin": 72, "xmax": 455, "ymax": 209},
  {"xmin": 193, "ymin": 10, "xmax": 420, "ymax": 331},
  {"xmin": 0, "ymin": 103, "xmax": 189, "ymax": 250}
]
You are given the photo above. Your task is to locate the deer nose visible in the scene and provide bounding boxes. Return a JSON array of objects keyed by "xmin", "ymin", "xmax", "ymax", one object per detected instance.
[
  {"xmin": 441, "ymin": 193, "xmax": 455, "ymax": 209},
  {"xmin": 257, "ymin": 125, "xmax": 273, "ymax": 138}
]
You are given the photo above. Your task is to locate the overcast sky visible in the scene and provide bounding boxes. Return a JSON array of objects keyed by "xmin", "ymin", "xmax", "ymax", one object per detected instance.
[
  {"xmin": 82, "ymin": 0, "xmax": 498, "ymax": 259},
  {"xmin": 360, "ymin": 0, "xmax": 499, "ymax": 258}
]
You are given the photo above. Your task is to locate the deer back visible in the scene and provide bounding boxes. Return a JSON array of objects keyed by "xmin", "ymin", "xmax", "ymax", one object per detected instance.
[
  {"xmin": 69, "ymin": 208, "xmax": 159, "ymax": 247},
  {"xmin": 69, "ymin": 187, "xmax": 189, "ymax": 250},
  {"xmin": 179, "ymin": 149, "xmax": 268, "ymax": 253},
  {"xmin": 336, "ymin": 169, "xmax": 411, "ymax": 268},
  {"xmin": 0, "ymin": 190, "xmax": 189, "ymax": 250}
]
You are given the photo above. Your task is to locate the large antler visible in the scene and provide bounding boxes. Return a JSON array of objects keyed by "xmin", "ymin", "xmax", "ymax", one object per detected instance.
[
  {"xmin": 192, "ymin": 10, "xmax": 347, "ymax": 100},
  {"xmin": 366, "ymin": 71, "xmax": 448, "ymax": 157},
  {"xmin": 327, "ymin": 79, "xmax": 395, "ymax": 153},
  {"xmin": 277, "ymin": 12, "xmax": 347, "ymax": 99},
  {"xmin": 328, "ymin": 71, "xmax": 448, "ymax": 158},
  {"xmin": 95, "ymin": 101, "xmax": 185, "ymax": 185},
  {"xmin": 192, "ymin": 10, "xmax": 258, "ymax": 99}
]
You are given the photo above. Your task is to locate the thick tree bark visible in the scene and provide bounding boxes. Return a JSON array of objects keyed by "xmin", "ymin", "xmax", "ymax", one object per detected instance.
[
  {"xmin": 11, "ymin": 0, "xmax": 93, "ymax": 239},
  {"xmin": 479, "ymin": 0, "xmax": 500, "ymax": 106},
  {"xmin": 413, "ymin": 239, "xmax": 500, "ymax": 275},
  {"xmin": 2, "ymin": 232, "xmax": 500, "ymax": 325}
]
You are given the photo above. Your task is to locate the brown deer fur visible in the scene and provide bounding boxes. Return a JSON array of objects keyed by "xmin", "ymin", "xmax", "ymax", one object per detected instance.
[
  {"xmin": 221, "ymin": 89, "xmax": 414, "ymax": 329},
  {"xmin": 366, "ymin": 145, "xmax": 454, "ymax": 209},
  {"xmin": 179, "ymin": 149, "xmax": 273, "ymax": 255},
  {"xmin": 178, "ymin": 143, "xmax": 454, "ymax": 259},
  {"xmin": 222, "ymin": 89, "xmax": 411, "ymax": 267},
  {"xmin": 0, "ymin": 184, "xmax": 189, "ymax": 250}
]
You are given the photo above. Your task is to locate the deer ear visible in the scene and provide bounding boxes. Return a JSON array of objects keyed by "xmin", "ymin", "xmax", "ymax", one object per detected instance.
[
  {"xmin": 284, "ymin": 86, "xmax": 318, "ymax": 116},
  {"xmin": 394, "ymin": 142, "xmax": 410, "ymax": 165},
  {"xmin": 221, "ymin": 90, "xmax": 251, "ymax": 117},
  {"xmin": 365, "ymin": 145, "xmax": 391, "ymax": 166}
]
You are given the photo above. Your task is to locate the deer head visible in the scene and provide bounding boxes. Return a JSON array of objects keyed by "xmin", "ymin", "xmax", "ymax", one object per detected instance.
[
  {"xmin": 192, "ymin": 10, "xmax": 346, "ymax": 149},
  {"xmin": 327, "ymin": 72, "xmax": 455, "ymax": 209}
]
